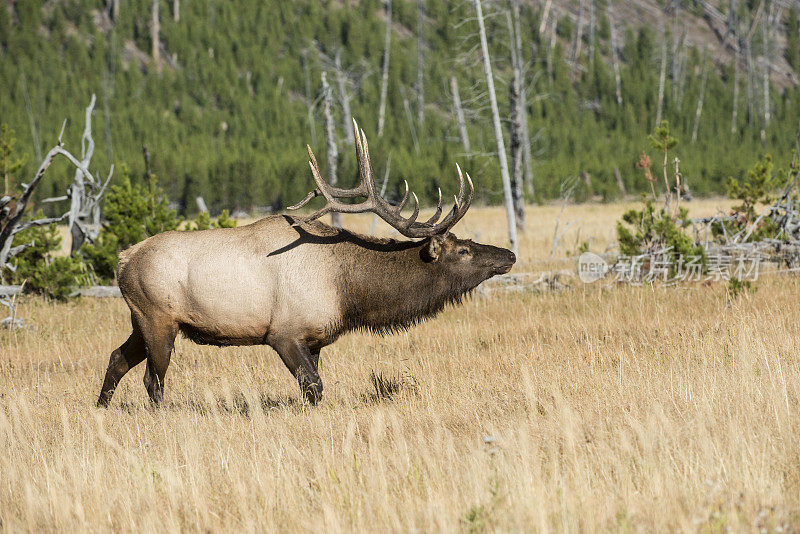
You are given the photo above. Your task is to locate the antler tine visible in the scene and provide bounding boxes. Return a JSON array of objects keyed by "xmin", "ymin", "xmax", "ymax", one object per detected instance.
[
  {"xmin": 358, "ymin": 125, "xmax": 383, "ymax": 206},
  {"xmin": 394, "ymin": 180, "xmax": 410, "ymax": 213},
  {"xmin": 287, "ymin": 189, "xmax": 318, "ymax": 211},
  {"xmin": 455, "ymin": 163, "xmax": 466, "ymax": 200},
  {"xmin": 419, "ymin": 164, "xmax": 474, "ymax": 234},
  {"xmin": 423, "ymin": 187, "xmax": 443, "ymax": 225}
]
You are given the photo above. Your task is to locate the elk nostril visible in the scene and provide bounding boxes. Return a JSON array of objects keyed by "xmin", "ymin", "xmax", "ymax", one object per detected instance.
[{"xmin": 509, "ymin": 252, "xmax": 516, "ymax": 264}]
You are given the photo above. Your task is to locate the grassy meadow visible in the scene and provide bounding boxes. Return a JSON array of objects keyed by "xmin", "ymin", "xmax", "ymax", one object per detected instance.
[{"xmin": 2, "ymin": 200, "xmax": 799, "ymax": 532}]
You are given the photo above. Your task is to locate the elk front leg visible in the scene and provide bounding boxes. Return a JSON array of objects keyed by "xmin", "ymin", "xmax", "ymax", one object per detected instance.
[{"xmin": 271, "ymin": 338, "xmax": 323, "ymax": 404}]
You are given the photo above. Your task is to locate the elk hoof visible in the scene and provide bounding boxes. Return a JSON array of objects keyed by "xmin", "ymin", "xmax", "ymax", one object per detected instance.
[{"xmin": 302, "ymin": 380, "xmax": 323, "ymax": 405}]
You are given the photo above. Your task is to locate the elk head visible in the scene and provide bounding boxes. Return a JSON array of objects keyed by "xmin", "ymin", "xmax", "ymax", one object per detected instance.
[{"xmin": 289, "ymin": 119, "xmax": 516, "ymax": 293}]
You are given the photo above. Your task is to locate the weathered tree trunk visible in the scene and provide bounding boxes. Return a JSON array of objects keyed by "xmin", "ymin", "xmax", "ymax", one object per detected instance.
[
  {"xmin": 691, "ymin": 47, "xmax": 710, "ymax": 143},
  {"xmin": 321, "ymin": 73, "xmax": 341, "ymax": 228},
  {"xmin": 450, "ymin": 76, "xmax": 470, "ymax": 153},
  {"xmin": 656, "ymin": 24, "xmax": 667, "ymax": 128},
  {"xmin": 731, "ymin": 42, "xmax": 740, "ymax": 134},
  {"xmin": 509, "ymin": 0, "xmax": 534, "ymax": 197},
  {"xmin": 507, "ymin": 7, "xmax": 526, "ymax": 231},
  {"xmin": 102, "ymin": 69, "xmax": 114, "ymax": 161},
  {"xmin": 151, "ymin": 0, "xmax": 161, "ymax": 73},
  {"xmin": 173, "ymin": 0, "xmax": 179, "ymax": 22},
  {"xmin": 509, "ymin": 70, "xmax": 526, "ymax": 232},
  {"xmin": 582, "ymin": 171, "xmax": 593, "ymax": 198},
  {"xmin": 761, "ymin": 12, "xmax": 771, "ymax": 139},
  {"xmin": 588, "ymin": 0, "xmax": 595, "ymax": 64},
  {"xmin": 64, "ymin": 95, "xmax": 112, "ymax": 253},
  {"xmin": 475, "ymin": 0, "xmax": 518, "ymax": 255},
  {"xmin": 402, "ymin": 91, "xmax": 420, "ymax": 154},
  {"xmin": 377, "ymin": 0, "xmax": 392, "ymax": 137},
  {"xmin": 334, "ymin": 51, "xmax": 354, "ymax": 146},
  {"xmin": 538, "ymin": 0, "xmax": 552, "ymax": 35},
  {"xmin": 301, "ymin": 51, "xmax": 317, "ymax": 147},
  {"xmin": 614, "ymin": 167, "xmax": 626, "ymax": 196},
  {"xmin": 675, "ymin": 39, "xmax": 688, "ymax": 111},
  {"xmin": 746, "ymin": 36, "xmax": 755, "ymax": 127},
  {"xmin": 570, "ymin": 0, "xmax": 586, "ymax": 68},
  {"xmin": 547, "ymin": 15, "xmax": 558, "ymax": 86},
  {"xmin": 671, "ymin": 0, "xmax": 680, "ymax": 101},
  {"xmin": 19, "ymin": 73, "xmax": 41, "ymax": 163},
  {"xmin": 110, "ymin": 0, "xmax": 119, "ymax": 22},
  {"xmin": 608, "ymin": 2, "xmax": 623, "ymax": 105},
  {"xmin": 416, "ymin": 0, "xmax": 425, "ymax": 127}
]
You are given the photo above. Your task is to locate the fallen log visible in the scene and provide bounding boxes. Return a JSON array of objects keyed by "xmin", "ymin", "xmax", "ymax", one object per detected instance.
[{"xmin": 0, "ymin": 285, "xmax": 121, "ymax": 298}]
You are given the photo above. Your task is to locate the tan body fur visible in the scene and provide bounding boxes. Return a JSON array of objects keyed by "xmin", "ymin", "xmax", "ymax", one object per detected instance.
[{"xmin": 118, "ymin": 216, "xmax": 341, "ymax": 348}]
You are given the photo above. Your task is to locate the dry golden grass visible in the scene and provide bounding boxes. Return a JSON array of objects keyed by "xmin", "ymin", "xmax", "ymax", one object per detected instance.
[{"xmin": 3, "ymin": 200, "xmax": 799, "ymax": 532}]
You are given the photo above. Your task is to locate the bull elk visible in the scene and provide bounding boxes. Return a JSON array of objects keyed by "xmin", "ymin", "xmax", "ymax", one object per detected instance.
[{"xmin": 97, "ymin": 121, "xmax": 515, "ymax": 407}]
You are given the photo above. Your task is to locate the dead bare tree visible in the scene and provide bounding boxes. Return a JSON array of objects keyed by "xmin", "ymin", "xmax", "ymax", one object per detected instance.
[
  {"xmin": 475, "ymin": 0, "xmax": 518, "ymax": 255},
  {"xmin": 1, "ymin": 119, "xmax": 111, "ymax": 276},
  {"xmin": 402, "ymin": 89, "xmax": 420, "ymax": 154},
  {"xmin": 656, "ymin": 23, "xmax": 668, "ymax": 128},
  {"xmin": 691, "ymin": 47, "xmax": 710, "ymax": 143},
  {"xmin": 671, "ymin": 0, "xmax": 681, "ymax": 101},
  {"xmin": 334, "ymin": 51, "xmax": 355, "ymax": 146},
  {"xmin": 547, "ymin": 14, "xmax": 558, "ymax": 86},
  {"xmin": 151, "ymin": 0, "xmax": 161, "ymax": 72},
  {"xmin": 43, "ymin": 95, "xmax": 113, "ymax": 253},
  {"xmin": 509, "ymin": 0, "xmax": 534, "ymax": 197},
  {"xmin": 301, "ymin": 50, "xmax": 318, "ymax": 147},
  {"xmin": 19, "ymin": 73, "xmax": 41, "ymax": 163},
  {"xmin": 450, "ymin": 76, "xmax": 471, "ymax": 153},
  {"xmin": 507, "ymin": 5, "xmax": 526, "ymax": 230},
  {"xmin": 731, "ymin": 34, "xmax": 740, "ymax": 133},
  {"xmin": 608, "ymin": 1, "xmax": 623, "ymax": 105},
  {"xmin": 416, "ymin": 0, "xmax": 425, "ymax": 127},
  {"xmin": 377, "ymin": 0, "xmax": 392, "ymax": 137},
  {"xmin": 538, "ymin": 0, "xmax": 552, "ymax": 35},
  {"xmin": 570, "ymin": 0, "xmax": 586, "ymax": 72},
  {"xmin": 173, "ymin": 0, "xmax": 179, "ymax": 22},
  {"xmin": 761, "ymin": 7, "xmax": 772, "ymax": 137},
  {"xmin": 109, "ymin": 0, "xmax": 120, "ymax": 22},
  {"xmin": 588, "ymin": 0, "xmax": 595, "ymax": 64},
  {"xmin": 320, "ymin": 72, "xmax": 341, "ymax": 228},
  {"xmin": 614, "ymin": 167, "xmax": 627, "ymax": 196},
  {"xmin": 746, "ymin": 33, "xmax": 756, "ymax": 127},
  {"xmin": 549, "ymin": 176, "xmax": 580, "ymax": 258}
]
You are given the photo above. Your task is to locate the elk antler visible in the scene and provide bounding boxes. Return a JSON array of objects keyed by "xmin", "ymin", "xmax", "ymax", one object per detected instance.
[{"xmin": 288, "ymin": 119, "xmax": 473, "ymax": 238}]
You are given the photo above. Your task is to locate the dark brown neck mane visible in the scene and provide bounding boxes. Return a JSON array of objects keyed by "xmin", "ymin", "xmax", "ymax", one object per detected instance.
[{"xmin": 330, "ymin": 230, "xmax": 477, "ymax": 335}]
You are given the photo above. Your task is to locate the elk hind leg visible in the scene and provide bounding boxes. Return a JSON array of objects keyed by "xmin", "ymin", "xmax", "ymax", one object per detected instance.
[
  {"xmin": 141, "ymin": 319, "xmax": 179, "ymax": 405},
  {"xmin": 97, "ymin": 324, "xmax": 147, "ymax": 407}
]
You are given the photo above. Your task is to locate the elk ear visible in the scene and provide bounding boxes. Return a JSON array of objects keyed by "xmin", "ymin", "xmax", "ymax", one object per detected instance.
[{"xmin": 421, "ymin": 235, "xmax": 445, "ymax": 263}]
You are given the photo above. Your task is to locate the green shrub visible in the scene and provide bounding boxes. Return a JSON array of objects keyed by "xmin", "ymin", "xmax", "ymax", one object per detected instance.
[
  {"xmin": 26, "ymin": 255, "xmax": 85, "ymax": 301},
  {"xmin": 616, "ymin": 122, "xmax": 705, "ymax": 273},
  {"xmin": 6, "ymin": 215, "xmax": 86, "ymax": 300},
  {"xmin": 617, "ymin": 199, "xmax": 705, "ymax": 262},
  {"xmin": 713, "ymin": 154, "xmax": 783, "ymax": 242},
  {"xmin": 188, "ymin": 209, "xmax": 238, "ymax": 231}
]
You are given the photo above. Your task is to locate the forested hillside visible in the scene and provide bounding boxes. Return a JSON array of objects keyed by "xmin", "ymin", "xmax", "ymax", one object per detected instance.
[{"xmin": 2, "ymin": 0, "xmax": 800, "ymax": 213}]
